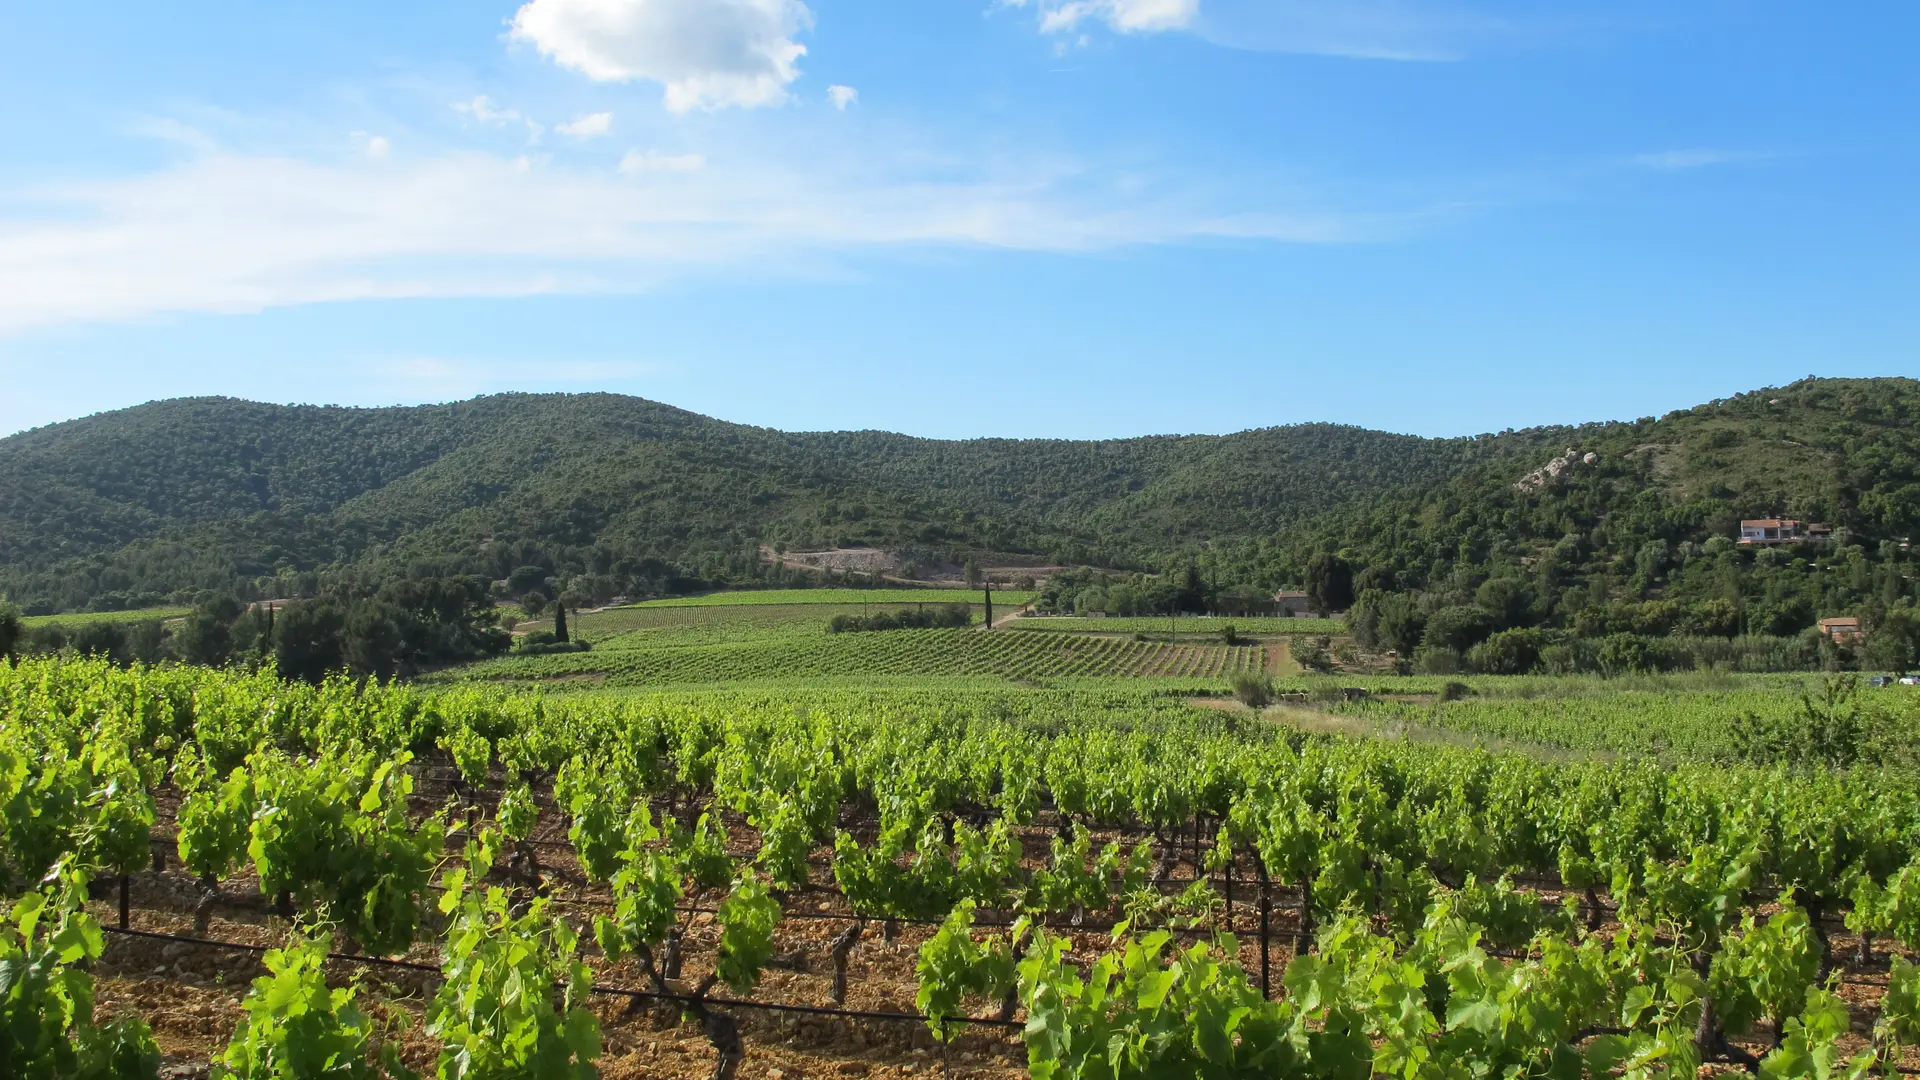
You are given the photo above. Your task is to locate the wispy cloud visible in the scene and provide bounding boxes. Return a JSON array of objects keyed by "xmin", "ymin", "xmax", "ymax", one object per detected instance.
[
  {"xmin": 351, "ymin": 132, "xmax": 393, "ymax": 159},
  {"xmin": 827, "ymin": 85, "xmax": 858, "ymax": 110},
  {"xmin": 1000, "ymin": 0, "xmax": 1594, "ymax": 62},
  {"xmin": 1191, "ymin": 1, "xmax": 1521, "ymax": 62},
  {"xmin": 453, "ymin": 95, "xmax": 545, "ymax": 140},
  {"xmin": 618, "ymin": 148, "xmax": 706, "ymax": 173},
  {"xmin": 0, "ymin": 138, "xmax": 1396, "ymax": 335},
  {"xmin": 1004, "ymin": 0, "xmax": 1198, "ymax": 35},
  {"xmin": 557, "ymin": 112, "xmax": 614, "ymax": 138},
  {"xmin": 1633, "ymin": 148, "xmax": 1770, "ymax": 171}
]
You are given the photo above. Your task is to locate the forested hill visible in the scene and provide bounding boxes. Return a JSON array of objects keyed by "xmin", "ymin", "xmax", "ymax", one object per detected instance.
[
  {"xmin": 1263, "ymin": 377, "xmax": 1920, "ymax": 673},
  {"xmin": 0, "ymin": 393, "xmax": 1505, "ymax": 612},
  {"xmin": 2, "ymin": 378, "xmax": 1917, "ymax": 627}
]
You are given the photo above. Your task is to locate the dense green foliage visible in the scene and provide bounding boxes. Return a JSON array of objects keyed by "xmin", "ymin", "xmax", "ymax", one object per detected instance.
[
  {"xmin": 826, "ymin": 604, "xmax": 973, "ymax": 632},
  {"xmin": 1011, "ymin": 615, "xmax": 1345, "ymax": 635},
  {"xmin": 630, "ymin": 588, "xmax": 1028, "ymax": 607},
  {"xmin": 0, "ymin": 394, "xmax": 1495, "ymax": 614},
  {"xmin": 1, "ymin": 864, "xmax": 161, "ymax": 1080},
  {"xmin": 7, "ymin": 377, "xmax": 1920, "ymax": 677},
  {"xmin": 1298, "ymin": 380, "xmax": 1920, "ymax": 672},
  {"xmin": 9, "ymin": 579, "xmax": 510, "ymax": 682},
  {"xmin": 214, "ymin": 934, "xmax": 404, "ymax": 1080},
  {"xmin": 14, "ymin": 658, "xmax": 1920, "ymax": 1077}
]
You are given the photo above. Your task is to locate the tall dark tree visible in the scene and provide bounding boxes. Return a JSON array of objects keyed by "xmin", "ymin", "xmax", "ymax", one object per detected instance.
[
  {"xmin": 1305, "ymin": 552, "xmax": 1355, "ymax": 617},
  {"xmin": 344, "ymin": 601, "xmax": 406, "ymax": 682},
  {"xmin": 275, "ymin": 601, "xmax": 346, "ymax": 685},
  {"xmin": 175, "ymin": 594, "xmax": 245, "ymax": 667},
  {"xmin": 0, "ymin": 603, "xmax": 21, "ymax": 664},
  {"xmin": 1176, "ymin": 564, "xmax": 1209, "ymax": 614},
  {"xmin": 554, "ymin": 602, "xmax": 570, "ymax": 644}
]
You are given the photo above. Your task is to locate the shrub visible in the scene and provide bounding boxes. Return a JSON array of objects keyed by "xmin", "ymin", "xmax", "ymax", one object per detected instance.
[
  {"xmin": 1231, "ymin": 674, "xmax": 1274, "ymax": 709},
  {"xmin": 1466, "ymin": 628, "xmax": 1546, "ymax": 676},
  {"xmin": 1294, "ymin": 636, "xmax": 1335, "ymax": 673},
  {"xmin": 1421, "ymin": 605, "xmax": 1497, "ymax": 654},
  {"xmin": 827, "ymin": 605, "xmax": 972, "ymax": 633}
]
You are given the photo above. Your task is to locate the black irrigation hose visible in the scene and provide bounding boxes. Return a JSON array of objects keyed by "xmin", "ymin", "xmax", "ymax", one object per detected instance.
[{"xmin": 100, "ymin": 925, "xmax": 1025, "ymax": 1031}]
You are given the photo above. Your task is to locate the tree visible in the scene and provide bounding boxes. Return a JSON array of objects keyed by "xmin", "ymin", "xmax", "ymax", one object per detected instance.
[
  {"xmin": 554, "ymin": 602, "xmax": 570, "ymax": 645},
  {"xmin": 1217, "ymin": 584, "xmax": 1274, "ymax": 617},
  {"xmin": 69, "ymin": 622, "xmax": 129, "ymax": 664},
  {"xmin": 963, "ymin": 558, "xmax": 982, "ymax": 588},
  {"xmin": 1349, "ymin": 590, "xmax": 1424, "ymax": 656},
  {"xmin": 175, "ymin": 594, "xmax": 245, "ymax": 667},
  {"xmin": 126, "ymin": 620, "xmax": 169, "ymax": 666},
  {"xmin": 1474, "ymin": 576, "xmax": 1538, "ymax": 630},
  {"xmin": 1176, "ymin": 564, "xmax": 1208, "ymax": 614},
  {"xmin": 1467, "ymin": 628, "xmax": 1545, "ymax": 675},
  {"xmin": 1422, "ymin": 605, "xmax": 1497, "ymax": 654},
  {"xmin": 275, "ymin": 601, "xmax": 347, "ymax": 685},
  {"xmin": 1864, "ymin": 608, "xmax": 1919, "ymax": 674},
  {"xmin": 0, "ymin": 602, "xmax": 19, "ymax": 664},
  {"xmin": 506, "ymin": 565, "xmax": 551, "ymax": 598},
  {"xmin": 343, "ymin": 601, "xmax": 406, "ymax": 682},
  {"xmin": 1304, "ymin": 552, "xmax": 1354, "ymax": 617}
]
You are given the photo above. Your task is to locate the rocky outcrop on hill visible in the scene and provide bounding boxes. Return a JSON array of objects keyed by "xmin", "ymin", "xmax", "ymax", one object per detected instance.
[{"xmin": 1515, "ymin": 448, "xmax": 1598, "ymax": 493}]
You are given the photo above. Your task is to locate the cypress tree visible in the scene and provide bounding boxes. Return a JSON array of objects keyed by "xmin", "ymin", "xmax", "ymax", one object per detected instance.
[{"xmin": 555, "ymin": 601, "xmax": 570, "ymax": 644}]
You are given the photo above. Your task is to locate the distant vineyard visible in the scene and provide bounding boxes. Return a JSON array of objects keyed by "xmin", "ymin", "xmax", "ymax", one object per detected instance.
[
  {"xmin": 19, "ymin": 605, "xmax": 189, "ymax": 628},
  {"xmin": 457, "ymin": 626, "xmax": 1270, "ymax": 686},
  {"xmin": 622, "ymin": 588, "xmax": 1035, "ymax": 608},
  {"xmin": 1334, "ymin": 679, "xmax": 1920, "ymax": 763},
  {"xmin": 523, "ymin": 602, "xmax": 954, "ymax": 642},
  {"xmin": 1009, "ymin": 615, "xmax": 1345, "ymax": 635}
]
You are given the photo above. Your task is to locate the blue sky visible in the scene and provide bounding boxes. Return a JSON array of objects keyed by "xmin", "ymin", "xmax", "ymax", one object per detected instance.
[{"xmin": 1, "ymin": 1, "xmax": 1914, "ymax": 439}]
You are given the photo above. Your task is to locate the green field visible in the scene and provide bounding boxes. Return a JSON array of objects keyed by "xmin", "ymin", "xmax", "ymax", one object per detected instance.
[
  {"xmin": 1009, "ymin": 615, "xmax": 1345, "ymax": 635},
  {"xmin": 16, "ymin": 653, "xmax": 1920, "ymax": 1080},
  {"xmin": 457, "ymin": 596, "xmax": 1275, "ymax": 686},
  {"xmin": 19, "ymin": 606, "xmax": 189, "ymax": 628},
  {"xmin": 618, "ymin": 588, "xmax": 1034, "ymax": 608},
  {"xmin": 516, "ymin": 602, "xmax": 974, "ymax": 645},
  {"xmin": 450, "ymin": 625, "xmax": 1271, "ymax": 687},
  {"xmin": 1321, "ymin": 674, "xmax": 1920, "ymax": 764},
  {"xmin": 16, "ymin": 648, "xmax": 1920, "ymax": 1077}
]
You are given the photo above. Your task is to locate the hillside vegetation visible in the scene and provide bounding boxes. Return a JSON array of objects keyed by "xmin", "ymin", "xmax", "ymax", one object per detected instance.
[
  {"xmin": 2, "ymin": 378, "xmax": 1918, "ymax": 677},
  {"xmin": 0, "ymin": 393, "xmax": 1512, "ymax": 612}
]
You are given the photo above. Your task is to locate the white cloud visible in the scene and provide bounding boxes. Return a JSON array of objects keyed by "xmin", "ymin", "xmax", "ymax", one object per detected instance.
[
  {"xmin": 510, "ymin": 0, "xmax": 813, "ymax": 112},
  {"xmin": 453, "ymin": 95, "xmax": 545, "ymax": 140},
  {"xmin": 352, "ymin": 132, "xmax": 392, "ymax": 159},
  {"xmin": 1047, "ymin": 0, "xmax": 1197, "ymax": 34},
  {"xmin": 131, "ymin": 117, "xmax": 222, "ymax": 153},
  {"xmin": 1005, "ymin": 0, "xmax": 1536, "ymax": 61},
  {"xmin": 1002, "ymin": 0, "xmax": 1196, "ymax": 35},
  {"xmin": 557, "ymin": 112, "xmax": 615, "ymax": 138},
  {"xmin": 0, "ymin": 144, "xmax": 1383, "ymax": 336},
  {"xmin": 618, "ymin": 149, "xmax": 707, "ymax": 173},
  {"xmin": 453, "ymin": 95, "xmax": 515, "ymax": 124},
  {"xmin": 827, "ymin": 85, "xmax": 858, "ymax": 111}
]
